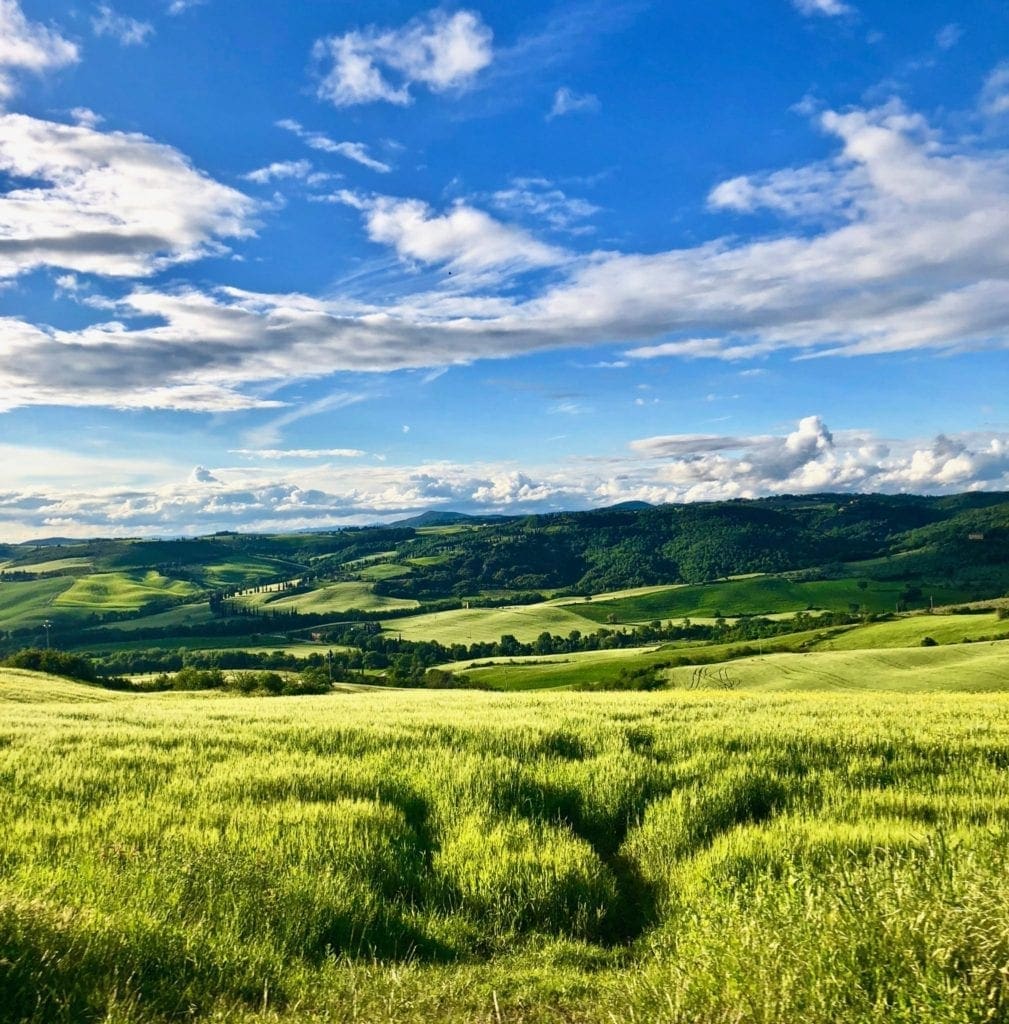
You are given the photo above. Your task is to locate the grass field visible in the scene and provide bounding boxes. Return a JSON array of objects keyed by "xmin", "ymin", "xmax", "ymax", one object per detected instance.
[
  {"xmin": 437, "ymin": 629, "xmax": 834, "ymax": 690},
  {"xmin": 53, "ymin": 571, "xmax": 201, "ymax": 611},
  {"xmin": 665, "ymin": 640, "xmax": 1009, "ymax": 692},
  {"xmin": 3, "ymin": 677, "xmax": 1009, "ymax": 1023},
  {"xmin": 357, "ymin": 562, "xmax": 413, "ymax": 581},
  {"xmin": 0, "ymin": 576, "xmax": 75, "ymax": 629},
  {"xmin": 565, "ymin": 575, "xmax": 971, "ymax": 623},
  {"xmin": 198, "ymin": 557, "xmax": 301, "ymax": 588},
  {"xmin": 812, "ymin": 611, "xmax": 1009, "ymax": 650},
  {"xmin": 383, "ymin": 602, "xmax": 598, "ymax": 644},
  {"xmin": 85, "ymin": 601, "xmax": 218, "ymax": 633},
  {"xmin": 258, "ymin": 581, "xmax": 419, "ymax": 614},
  {"xmin": 0, "ymin": 668, "xmax": 122, "ymax": 702}
]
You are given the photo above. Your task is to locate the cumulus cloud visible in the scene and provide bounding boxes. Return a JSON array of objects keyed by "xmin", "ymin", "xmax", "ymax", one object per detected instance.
[
  {"xmin": 630, "ymin": 418, "xmax": 1009, "ymax": 502},
  {"xmin": 0, "ymin": 113, "xmax": 256, "ymax": 279},
  {"xmin": 92, "ymin": 4, "xmax": 154, "ymax": 46},
  {"xmin": 275, "ymin": 119, "xmax": 391, "ymax": 172},
  {"xmin": 792, "ymin": 0, "xmax": 853, "ymax": 17},
  {"xmin": 548, "ymin": 87, "xmax": 600, "ymax": 119},
  {"xmin": 0, "ymin": 0, "xmax": 78, "ymax": 100},
  {"xmin": 313, "ymin": 9, "xmax": 492, "ymax": 108},
  {"xmin": 2, "ymin": 422, "xmax": 1009, "ymax": 539}
]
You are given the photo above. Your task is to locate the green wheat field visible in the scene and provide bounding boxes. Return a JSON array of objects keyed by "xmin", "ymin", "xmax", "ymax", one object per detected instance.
[{"xmin": 4, "ymin": 669, "xmax": 1009, "ymax": 1023}]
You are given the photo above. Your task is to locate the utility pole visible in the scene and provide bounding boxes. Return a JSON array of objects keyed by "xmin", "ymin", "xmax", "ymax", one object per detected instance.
[{"xmin": 42, "ymin": 620, "xmax": 52, "ymax": 650}]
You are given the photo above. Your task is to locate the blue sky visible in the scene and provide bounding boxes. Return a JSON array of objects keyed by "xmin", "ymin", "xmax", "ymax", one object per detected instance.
[{"xmin": 1, "ymin": 0, "xmax": 1009, "ymax": 539}]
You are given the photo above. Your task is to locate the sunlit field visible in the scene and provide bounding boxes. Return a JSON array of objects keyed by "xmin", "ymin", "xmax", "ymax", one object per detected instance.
[{"xmin": 3, "ymin": 674, "xmax": 1009, "ymax": 1023}]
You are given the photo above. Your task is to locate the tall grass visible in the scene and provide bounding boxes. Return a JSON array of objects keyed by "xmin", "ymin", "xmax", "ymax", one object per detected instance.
[{"xmin": 2, "ymin": 683, "xmax": 1009, "ymax": 1021}]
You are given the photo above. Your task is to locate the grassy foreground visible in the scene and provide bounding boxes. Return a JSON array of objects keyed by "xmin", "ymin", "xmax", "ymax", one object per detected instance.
[{"xmin": 3, "ymin": 675, "xmax": 1009, "ymax": 1023}]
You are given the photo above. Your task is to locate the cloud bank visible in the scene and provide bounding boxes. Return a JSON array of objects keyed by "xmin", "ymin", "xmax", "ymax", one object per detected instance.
[
  {"xmin": 2, "ymin": 419, "xmax": 1008, "ymax": 540},
  {"xmin": 3, "ymin": 102, "xmax": 1009, "ymax": 414}
]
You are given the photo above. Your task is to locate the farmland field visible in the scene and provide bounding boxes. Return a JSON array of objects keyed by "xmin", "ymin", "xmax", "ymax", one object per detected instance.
[
  {"xmin": 811, "ymin": 611, "xmax": 1009, "ymax": 650},
  {"xmin": 383, "ymin": 601, "xmax": 598, "ymax": 644},
  {"xmin": 665, "ymin": 639, "xmax": 1009, "ymax": 692},
  {"xmin": 3, "ymin": 674, "xmax": 1009, "ymax": 1023}
]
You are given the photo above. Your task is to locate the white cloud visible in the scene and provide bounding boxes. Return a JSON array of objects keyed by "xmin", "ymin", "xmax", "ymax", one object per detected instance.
[
  {"xmin": 980, "ymin": 63, "xmax": 1009, "ymax": 119},
  {"xmin": 313, "ymin": 9, "xmax": 492, "ymax": 108},
  {"xmin": 792, "ymin": 0, "xmax": 853, "ymax": 17},
  {"xmin": 337, "ymin": 192, "xmax": 567, "ymax": 279},
  {"xmin": 492, "ymin": 178, "xmax": 599, "ymax": 232},
  {"xmin": 708, "ymin": 161, "xmax": 867, "ymax": 220},
  {"xmin": 0, "ymin": 113, "xmax": 256, "ymax": 279},
  {"xmin": 69, "ymin": 106, "xmax": 103, "ymax": 128},
  {"xmin": 167, "ymin": 0, "xmax": 204, "ymax": 13},
  {"xmin": 630, "ymin": 418, "xmax": 1009, "ymax": 502},
  {"xmin": 243, "ymin": 159, "xmax": 313, "ymax": 184},
  {"xmin": 3, "ymin": 102, "xmax": 1009, "ymax": 414},
  {"xmin": 276, "ymin": 119, "xmax": 391, "ymax": 172},
  {"xmin": 0, "ymin": 0, "xmax": 78, "ymax": 100},
  {"xmin": 548, "ymin": 87, "xmax": 600, "ymax": 119},
  {"xmin": 92, "ymin": 4, "xmax": 154, "ymax": 46}
]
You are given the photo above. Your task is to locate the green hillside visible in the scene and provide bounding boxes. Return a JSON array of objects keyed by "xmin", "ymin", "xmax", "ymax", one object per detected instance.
[
  {"xmin": 813, "ymin": 612, "xmax": 1009, "ymax": 650},
  {"xmin": 0, "ymin": 668, "xmax": 122, "ymax": 703},
  {"xmin": 666, "ymin": 641, "xmax": 1009, "ymax": 692}
]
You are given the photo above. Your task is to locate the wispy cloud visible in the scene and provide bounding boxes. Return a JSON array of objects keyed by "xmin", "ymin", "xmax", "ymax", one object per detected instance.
[
  {"xmin": 980, "ymin": 62, "xmax": 1009, "ymax": 119},
  {"xmin": 242, "ymin": 159, "xmax": 313, "ymax": 185},
  {"xmin": 230, "ymin": 448, "xmax": 367, "ymax": 460},
  {"xmin": 276, "ymin": 119, "xmax": 391, "ymax": 172},
  {"xmin": 312, "ymin": 8, "xmax": 493, "ymax": 108},
  {"xmin": 548, "ymin": 86, "xmax": 600, "ymax": 119},
  {"xmin": 492, "ymin": 177, "xmax": 599, "ymax": 232},
  {"xmin": 935, "ymin": 23, "xmax": 962, "ymax": 50},
  {"xmin": 792, "ymin": 0, "xmax": 854, "ymax": 17},
  {"xmin": 92, "ymin": 4, "xmax": 154, "ymax": 46}
]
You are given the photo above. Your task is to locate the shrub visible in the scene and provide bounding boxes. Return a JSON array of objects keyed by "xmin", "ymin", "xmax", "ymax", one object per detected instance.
[{"xmin": 920, "ymin": 636, "xmax": 939, "ymax": 647}]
